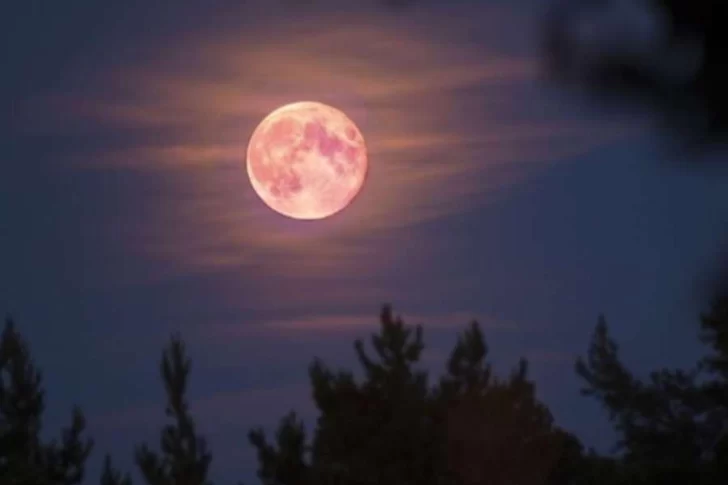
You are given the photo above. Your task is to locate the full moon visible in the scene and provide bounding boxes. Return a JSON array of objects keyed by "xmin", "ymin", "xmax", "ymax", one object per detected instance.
[{"xmin": 246, "ymin": 101, "xmax": 368, "ymax": 220}]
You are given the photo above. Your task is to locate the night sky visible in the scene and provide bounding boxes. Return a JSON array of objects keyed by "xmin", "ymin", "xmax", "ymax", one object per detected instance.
[{"xmin": 2, "ymin": 0, "xmax": 728, "ymax": 483}]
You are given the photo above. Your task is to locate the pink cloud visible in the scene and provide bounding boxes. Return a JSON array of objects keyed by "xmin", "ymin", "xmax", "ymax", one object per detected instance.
[
  {"xmin": 196, "ymin": 310, "xmax": 518, "ymax": 341},
  {"xmin": 19, "ymin": 0, "xmax": 646, "ymax": 292}
]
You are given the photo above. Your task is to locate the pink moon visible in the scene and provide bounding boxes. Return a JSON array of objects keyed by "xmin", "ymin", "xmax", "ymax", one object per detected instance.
[{"xmin": 246, "ymin": 101, "xmax": 368, "ymax": 220}]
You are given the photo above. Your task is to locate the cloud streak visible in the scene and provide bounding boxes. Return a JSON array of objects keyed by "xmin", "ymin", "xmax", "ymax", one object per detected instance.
[
  {"xmin": 27, "ymin": 2, "xmax": 644, "ymax": 292},
  {"xmin": 202, "ymin": 310, "xmax": 517, "ymax": 335}
]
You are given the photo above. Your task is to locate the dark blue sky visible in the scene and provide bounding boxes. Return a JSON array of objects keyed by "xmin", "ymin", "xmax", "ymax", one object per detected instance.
[{"xmin": 2, "ymin": 0, "xmax": 728, "ymax": 483}]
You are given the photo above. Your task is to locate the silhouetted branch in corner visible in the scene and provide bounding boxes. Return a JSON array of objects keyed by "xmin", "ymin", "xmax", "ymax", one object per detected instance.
[{"xmin": 543, "ymin": 0, "xmax": 728, "ymax": 150}]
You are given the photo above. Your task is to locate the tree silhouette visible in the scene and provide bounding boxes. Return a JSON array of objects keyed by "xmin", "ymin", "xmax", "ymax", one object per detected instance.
[
  {"xmin": 11, "ymin": 299, "xmax": 728, "ymax": 485},
  {"xmin": 698, "ymin": 293, "xmax": 728, "ymax": 480},
  {"xmin": 310, "ymin": 305, "xmax": 435, "ymax": 485},
  {"xmin": 0, "ymin": 317, "xmax": 93, "ymax": 485},
  {"xmin": 576, "ymin": 296, "xmax": 728, "ymax": 484},
  {"xmin": 435, "ymin": 322, "xmax": 580, "ymax": 485},
  {"xmin": 135, "ymin": 334, "xmax": 212, "ymax": 485},
  {"xmin": 249, "ymin": 305, "xmax": 581, "ymax": 485},
  {"xmin": 101, "ymin": 455, "xmax": 132, "ymax": 485},
  {"xmin": 248, "ymin": 412, "xmax": 310, "ymax": 485}
]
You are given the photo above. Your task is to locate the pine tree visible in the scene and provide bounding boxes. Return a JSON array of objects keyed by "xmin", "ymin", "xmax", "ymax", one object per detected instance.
[
  {"xmin": 435, "ymin": 321, "xmax": 580, "ymax": 485},
  {"xmin": 100, "ymin": 455, "xmax": 132, "ymax": 485},
  {"xmin": 309, "ymin": 304, "xmax": 433, "ymax": 485},
  {"xmin": 249, "ymin": 305, "xmax": 582, "ymax": 485},
  {"xmin": 249, "ymin": 305, "xmax": 434, "ymax": 485},
  {"xmin": 135, "ymin": 333, "xmax": 212, "ymax": 485},
  {"xmin": 0, "ymin": 317, "xmax": 93, "ymax": 485},
  {"xmin": 576, "ymin": 304, "xmax": 728, "ymax": 485},
  {"xmin": 248, "ymin": 412, "xmax": 310, "ymax": 485}
]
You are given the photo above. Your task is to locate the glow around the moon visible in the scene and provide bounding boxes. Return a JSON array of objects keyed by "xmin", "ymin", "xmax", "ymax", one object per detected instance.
[{"xmin": 246, "ymin": 101, "xmax": 368, "ymax": 220}]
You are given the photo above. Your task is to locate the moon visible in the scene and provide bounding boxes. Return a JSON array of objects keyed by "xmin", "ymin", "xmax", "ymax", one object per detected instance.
[{"xmin": 246, "ymin": 101, "xmax": 368, "ymax": 220}]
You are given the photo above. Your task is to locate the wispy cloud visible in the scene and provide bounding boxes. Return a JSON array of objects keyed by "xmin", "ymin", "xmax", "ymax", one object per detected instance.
[
  {"xmin": 200, "ymin": 310, "xmax": 518, "ymax": 338},
  {"xmin": 27, "ymin": 2, "xmax": 643, "ymax": 287}
]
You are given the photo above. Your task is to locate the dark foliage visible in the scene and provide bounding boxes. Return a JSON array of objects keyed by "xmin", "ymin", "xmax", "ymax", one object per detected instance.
[
  {"xmin": 101, "ymin": 455, "xmax": 132, "ymax": 485},
  {"xmin": 5, "ymin": 296, "xmax": 728, "ymax": 485},
  {"xmin": 543, "ymin": 0, "xmax": 728, "ymax": 148},
  {"xmin": 248, "ymin": 413, "xmax": 310, "ymax": 485},
  {"xmin": 0, "ymin": 318, "xmax": 93, "ymax": 485},
  {"xmin": 135, "ymin": 334, "xmax": 212, "ymax": 485},
  {"xmin": 249, "ymin": 305, "xmax": 581, "ymax": 485},
  {"xmin": 576, "ymin": 294, "xmax": 728, "ymax": 484}
]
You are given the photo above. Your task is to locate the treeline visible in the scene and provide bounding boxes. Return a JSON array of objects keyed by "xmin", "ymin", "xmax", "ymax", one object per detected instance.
[{"xmin": 1, "ymin": 298, "xmax": 727, "ymax": 485}]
